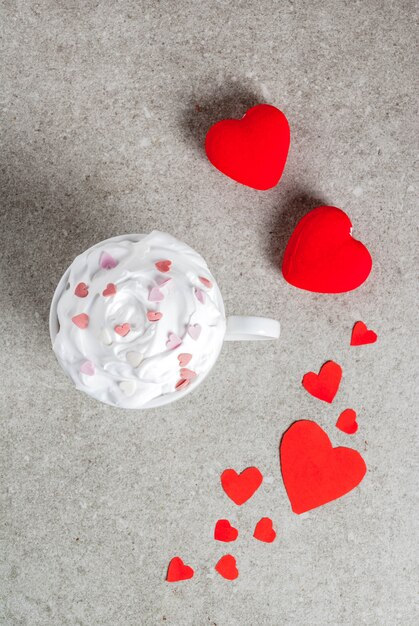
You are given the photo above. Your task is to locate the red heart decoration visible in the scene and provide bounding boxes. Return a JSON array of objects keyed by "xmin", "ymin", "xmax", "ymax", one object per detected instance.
[
  {"xmin": 282, "ymin": 206, "xmax": 372, "ymax": 293},
  {"xmin": 351, "ymin": 321, "xmax": 377, "ymax": 346},
  {"xmin": 302, "ymin": 360, "xmax": 342, "ymax": 403},
  {"xmin": 280, "ymin": 420, "xmax": 366, "ymax": 514},
  {"xmin": 214, "ymin": 519, "xmax": 238, "ymax": 542},
  {"xmin": 114, "ymin": 323, "xmax": 131, "ymax": 337},
  {"xmin": 253, "ymin": 517, "xmax": 276, "ymax": 543},
  {"xmin": 221, "ymin": 467, "xmax": 263, "ymax": 505},
  {"xmin": 71, "ymin": 313, "xmax": 89, "ymax": 329},
  {"xmin": 336, "ymin": 409, "xmax": 358, "ymax": 434},
  {"xmin": 74, "ymin": 282, "xmax": 88, "ymax": 298},
  {"xmin": 205, "ymin": 104, "xmax": 290, "ymax": 190},
  {"xmin": 102, "ymin": 283, "xmax": 117, "ymax": 297},
  {"xmin": 155, "ymin": 260, "xmax": 172, "ymax": 273},
  {"xmin": 166, "ymin": 557, "xmax": 194, "ymax": 582},
  {"xmin": 147, "ymin": 311, "xmax": 163, "ymax": 322},
  {"xmin": 215, "ymin": 555, "xmax": 239, "ymax": 580}
]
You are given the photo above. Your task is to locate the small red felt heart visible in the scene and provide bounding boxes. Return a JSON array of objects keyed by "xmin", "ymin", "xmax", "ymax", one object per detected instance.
[
  {"xmin": 221, "ymin": 467, "xmax": 263, "ymax": 505},
  {"xmin": 102, "ymin": 283, "xmax": 117, "ymax": 297},
  {"xmin": 147, "ymin": 311, "xmax": 163, "ymax": 322},
  {"xmin": 351, "ymin": 321, "xmax": 377, "ymax": 346},
  {"xmin": 302, "ymin": 360, "xmax": 342, "ymax": 403},
  {"xmin": 74, "ymin": 282, "xmax": 88, "ymax": 298},
  {"xmin": 71, "ymin": 313, "xmax": 89, "ymax": 329},
  {"xmin": 253, "ymin": 517, "xmax": 276, "ymax": 543},
  {"xmin": 280, "ymin": 420, "xmax": 366, "ymax": 514},
  {"xmin": 155, "ymin": 260, "xmax": 172, "ymax": 273},
  {"xmin": 115, "ymin": 323, "xmax": 131, "ymax": 337},
  {"xmin": 336, "ymin": 409, "xmax": 358, "ymax": 434},
  {"xmin": 282, "ymin": 206, "xmax": 372, "ymax": 293},
  {"xmin": 214, "ymin": 519, "xmax": 238, "ymax": 542},
  {"xmin": 166, "ymin": 557, "xmax": 194, "ymax": 582},
  {"xmin": 215, "ymin": 555, "xmax": 238, "ymax": 580},
  {"xmin": 205, "ymin": 104, "xmax": 290, "ymax": 190}
]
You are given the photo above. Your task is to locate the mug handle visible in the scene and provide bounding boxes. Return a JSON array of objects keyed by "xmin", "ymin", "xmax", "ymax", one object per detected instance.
[{"xmin": 224, "ymin": 316, "xmax": 280, "ymax": 341}]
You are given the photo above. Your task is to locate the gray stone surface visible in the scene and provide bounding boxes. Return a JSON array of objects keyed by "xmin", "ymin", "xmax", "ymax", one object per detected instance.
[{"xmin": 1, "ymin": 1, "xmax": 417, "ymax": 624}]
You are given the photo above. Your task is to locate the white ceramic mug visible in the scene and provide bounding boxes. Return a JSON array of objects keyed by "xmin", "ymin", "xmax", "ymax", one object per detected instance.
[{"xmin": 50, "ymin": 232, "xmax": 280, "ymax": 409}]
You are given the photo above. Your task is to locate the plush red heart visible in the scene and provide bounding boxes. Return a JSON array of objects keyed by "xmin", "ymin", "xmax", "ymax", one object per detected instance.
[
  {"xmin": 253, "ymin": 517, "xmax": 276, "ymax": 543},
  {"xmin": 166, "ymin": 557, "xmax": 194, "ymax": 582},
  {"xmin": 221, "ymin": 467, "xmax": 263, "ymax": 505},
  {"xmin": 205, "ymin": 104, "xmax": 290, "ymax": 190},
  {"xmin": 214, "ymin": 519, "xmax": 238, "ymax": 542},
  {"xmin": 74, "ymin": 282, "xmax": 89, "ymax": 298},
  {"xmin": 215, "ymin": 555, "xmax": 239, "ymax": 580},
  {"xmin": 336, "ymin": 409, "xmax": 358, "ymax": 434},
  {"xmin": 280, "ymin": 420, "xmax": 366, "ymax": 514},
  {"xmin": 282, "ymin": 206, "xmax": 372, "ymax": 293},
  {"xmin": 351, "ymin": 321, "xmax": 377, "ymax": 346},
  {"xmin": 302, "ymin": 360, "xmax": 342, "ymax": 403}
]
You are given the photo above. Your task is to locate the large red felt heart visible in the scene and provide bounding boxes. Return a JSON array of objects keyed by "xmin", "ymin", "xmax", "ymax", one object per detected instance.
[
  {"xmin": 350, "ymin": 321, "xmax": 377, "ymax": 346},
  {"xmin": 214, "ymin": 519, "xmax": 238, "ymax": 542},
  {"xmin": 166, "ymin": 557, "xmax": 194, "ymax": 582},
  {"xmin": 221, "ymin": 467, "xmax": 263, "ymax": 505},
  {"xmin": 282, "ymin": 206, "xmax": 372, "ymax": 293},
  {"xmin": 215, "ymin": 554, "xmax": 239, "ymax": 580},
  {"xmin": 302, "ymin": 360, "xmax": 342, "ymax": 403},
  {"xmin": 280, "ymin": 420, "xmax": 366, "ymax": 514},
  {"xmin": 205, "ymin": 104, "xmax": 290, "ymax": 190}
]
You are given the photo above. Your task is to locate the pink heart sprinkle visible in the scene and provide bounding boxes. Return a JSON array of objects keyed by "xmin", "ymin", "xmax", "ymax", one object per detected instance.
[
  {"xmin": 149, "ymin": 287, "xmax": 164, "ymax": 302},
  {"xmin": 199, "ymin": 276, "xmax": 213, "ymax": 289},
  {"xmin": 155, "ymin": 260, "xmax": 172, "ymax": 273},
  {"xmin": 100, "ymin": 251, "xmax": 118, "ymax": 270},
  {"xmin": 74, "ymin": 282, "xmax": 89, "ymax": 298},
  {"xmin": 72, "ymin": 313, "xmax": 89, "ymax": 329},
  {"xmin": 194, "ymin": 288, "xmax": 206, "ymax": 304},
  {"xmin": 178, "ymin": 353, "xmax": 192, "ymax": 367},
  {"xmin": 102, "ymin": 283, "xmax": 117, "ymax": 297},
  {"xmin": 147, "ymin": 311, "xmax": 163, "ymax": 322},
  {"xmin": 166, "ymin": 332, "xmax": 182, "ymax": 350},
  {"xmin": 156, "ymin": 276, "xmax": 172, "ymax": 287},
  {"xmin": 175, "ymin": 378, "xmax": 189, "ymax": 391},
  {"xmin": 180, "ymin": 368, "xmax": 197, "ymax": 380},
  {"xmin": 115, "ymin": 323, "xmax": 131, "ymax": 337},
  {"xmin": 187, "ymin": 324, "xmax": 201, "ymax": 340},
  {"xmin": 80, "ymin": 360, "xmax": 95, "ymax": 376}
]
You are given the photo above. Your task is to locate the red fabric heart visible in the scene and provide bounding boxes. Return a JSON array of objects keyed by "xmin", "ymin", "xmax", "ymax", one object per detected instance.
[
  {"xmin": 221, "ymin": 467, "xmax": 263, "ymax": 505},
  {"xmin": 214, "ymin": 519, "xmax": 238, "ymax": 542},
  {"xmin": 253, "ymin": 517, "xmax": 276, "ymax": 543},
  {"xmin": 282, "ymin": 206, "xmax": 372, "ymax": 293},
  {"xmin": 205, "ymin": 104, "xmax": 290, "ymax": 190},
  {"xmin": 351, "ymin": 321, "xmax": 377, "ymax": 346},
  {"xmin": 280, "ymin": 420, "xmax": 366, "ymax": 514},
  {"xmin": 336, "ymin": 409, "xmax": 358, "ymax": 434},
  {"xmin": 215, "ymin": 555, "xmax": 239, "ymax": 580},
  {"xmin": 166, "ymin": 557, "xmax": 194, "ymax": 582},
  {"xmin": 302, "ymin": 360, "xmax": 342, "ymax": 403},
  {"xmin": 102, "ymin": 283, "xmax": 117, "ymax": 297},
  {"xmin": 74, "ymin": 282, "xmax": 88, "ymax": 298}
]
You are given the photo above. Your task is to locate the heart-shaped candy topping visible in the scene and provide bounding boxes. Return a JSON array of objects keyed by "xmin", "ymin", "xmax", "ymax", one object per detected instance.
[
  {"xmin": 74, "ymin": 282, "xmax": 88, "ymax": 298},
  {"xmin": 178, "ymin": 353, "xmax": 192, "ymax": 367},
  {"xmin": 166, "ymin": 333, "xmax": 182, "ymax": 350},
  {"xmin": 100, "ymin": 252, "xmax": 118, "ymax": 270},
  {"xmin": 80, "ymin": 360, "xmax": 95, "ymax": 376},
  {"xmin": 155, "ymin": 260, "xmax": 172, "ymax": 273},
  {"xmin": 147, "ymin": 311, "xmax": 163, "ymax": 322},
  {"xmin": 71, "ymin": 313, "xmax": 89, "ymax": 329},
  {"xmin": 187, "ymin": 324, "xmax": 201, "ymax": 341},
  {"xmin": 102, "ymin": 283, "xmax": 117, "ymax": 297},
  {"xmin": 114, "ymin": 323, "xmax": 131, "ymax": 337}
]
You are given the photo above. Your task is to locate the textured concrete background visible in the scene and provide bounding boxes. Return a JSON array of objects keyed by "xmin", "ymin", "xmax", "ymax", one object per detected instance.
[{"xmin": 1, "ymin": 1, "xmax": 417, "ymax": 624}]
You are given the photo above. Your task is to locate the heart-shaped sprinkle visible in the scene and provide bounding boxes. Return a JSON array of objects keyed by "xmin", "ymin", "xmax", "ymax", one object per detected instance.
[
  {"xmin": 80, "ymin": 360, "xmax": 95, "ymax": 376},
  {"xmin": 214, "ymin": 519, "xmax": 238, "ymax": 542},
  {"xmin": 336, "ymin": 408, "xmax": 358, "ymax": 434},
  {"xmin": 74, "ymin": 282, "xmax": 89, "ymax": 298},
  {"xmin": 221, "ymin": 467, "xmax": 263, "ymax": 505},
  {"xmin": 166, "ymin": 333, "xmax": 182, "ymax": 350},
  {"xmin": 253, "ymin": 517, "xmax": 276, "ymax": 543},
  {"xmin": 102, "ymin": 283, "xmax": 117, "ymax": 297},
  {"xmin": 147, "ymin": 311, "xmax": 163, "ymax": 322},
  {"xmin": 156, "ymin": 276, "xmax": 172, "ymax": 287},
  {"xmin": 187, "ymin": 324, "xmax": 201, "ymax": 341},
  {"xmin": 119, "ymin": 380, "xmax": 136, "ymax": 396},
  {"xmin": 350, "ymin": 321, "xmax": 378, "ymax": 346},
  {"xmin": 302, "ymin": 360, "xmax": 342, "ymax": 403},
  {"xmin": 180, "ymin": 368, "xmax": 197, "ymax": 380},
  {"xmin": 166, "ymin": 557, "xmax": 194, "ymax": 582},
  {"xmin": 149, "ymin": 287, "xmax": 164, "ymax": 302},
  {"xmin": 100, "ymin": 251, "xmax": 118, "ymax": 270},
  {"xmin": 175, "ymin": 378, "xmax": 189, "ymax": 391},
  {"xmin": 155, "ymin": 260, "xmax": 172, "ymax": 273},
  {"xmin": 178, "ymin": 353, "xmax": 192, "ymax": 367},
  {"xmin": 71, "ymin": 313, "xmax": 89, "ymax": 329},
  {"xmin": 215, "ymin": 555, "xmax": 238, "ymax": 580},
  {"xmin": 194, "ymin": 288, "xmax": 206, "ymax": 304},
  {"xmin": 99, "ymin": 328, "xmax": 113, "ymax": 345},
  {"xmin": 199, "ymin": 276, "xmax": 213, "ymax": 289},
  {"xmin": 126, "ymin": 351, "xmax": 143, "ymax": 368},
  {"xmin": 115, "ymin": 323, "xmax": 131, "ymax": 337}
]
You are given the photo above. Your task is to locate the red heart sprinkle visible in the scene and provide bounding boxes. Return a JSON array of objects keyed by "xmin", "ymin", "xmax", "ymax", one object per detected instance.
[
  {"xmin": 71, "ymin": 313, "xmax": 89, "ymax": 329},
  {"xmin": 221, "ymin": 467, "xmax": 263, "ymax": 505},
  {"xmin": 178, "ymin": 353, "xmax": 192, "ymax": 367},
  {"xmin": 180, "ymin": 368, "xmax": 196, "ymax": 380},
  {"xmin": 215, "ymin": 555, "xmax": 239, "ymax": 580},
  {"xmin": 166, "ymin": 557, "xmax": 194, "ymax": 582},
  {"xmin": 302, "ymin": 360, "xmax": 342, "ymax": 403},
  {"xmin": 336, "ymin": 409, "xmax": 358, "ymax": 434},
  {"xmin": 175, "ymin": 378, "xmax": 189, "ymax": 391},
  {"xmin": 155, "ymin": 260, "xmax": 172, "ymax": 273},
  {"xmin": 214, "ymin": 519, "xmax": 238, "ymax": 542},
  {"xmin": 102, "ymin": 283, "xmax": 117, "ymax": 297},
  {"xmin": 199, "ymin": 276, "xmax": 213, "ymax": 289},
  {"xmin": 280, "ymin": 420, "xmax": 367, "ymax": 514},
  {"xmin": 74, "ymin": 282, "xmax": 88, "ymax": 298},
  {"xmin": 350, "ymin": 321, "xmax": 378, "ymax": 346},
  {"xmin": 114, "ymin": 323, "xmax": 131, "ymax": 337},
  {"xmin": 253, "ymin": 517, "xmax": 276, "ymax": 543},
  {"xmin": 147, "ymin": 311, "xmax": 163, "ymax": 322}
]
